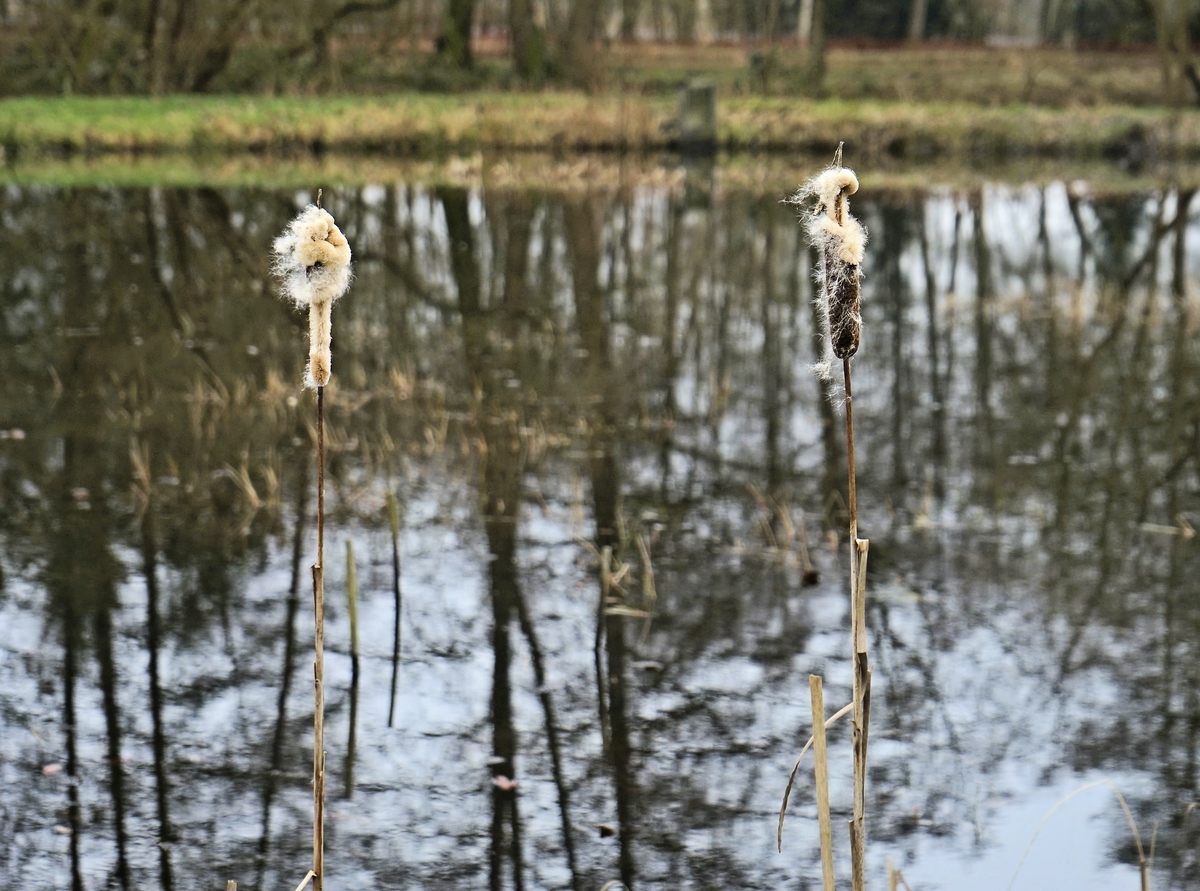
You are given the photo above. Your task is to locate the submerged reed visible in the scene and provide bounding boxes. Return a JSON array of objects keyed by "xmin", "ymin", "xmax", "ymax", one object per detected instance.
[
  {"xmin": 272, "ymin": 194, "xmax": 351, "ymax": 891},
  {"xmin": 780, "ymin": 144, "xmax": 873, "ymax": 891}
]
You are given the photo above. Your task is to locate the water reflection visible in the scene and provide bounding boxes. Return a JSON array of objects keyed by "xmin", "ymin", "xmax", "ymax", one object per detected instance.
[{"xmin": 0, "ymin": 175, "xmax": 1198, "ymax": 890}]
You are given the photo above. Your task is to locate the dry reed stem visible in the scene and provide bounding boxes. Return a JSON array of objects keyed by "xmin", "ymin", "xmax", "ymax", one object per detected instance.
[
  {"xmin": 850, "ymin": 658, "xmax": 872, "ymax": 891},
  {"xmin": 777, "ymin": 699, "xmax": 854, "ymax": 851},
  {"xmin": 850, "ymin": 818, "xmax": 866, "ymax": 891},
  {"xmin": 634, "ymin": 532, "xmax": 657, "ymax": 644},
  {"xmin": 886, "ymin": 858, "xmax": 913, "ymax": 891},
  {"xmin": 809, "ymin": 676, "xmax": 835, "ymax": 891},
  {"xmin": 292, "ymin": 870, "xmax": 316, "ymax": 891},
  {"xmin": 312, "ymin": 385, "xmax": 326, "ymax": 891}
]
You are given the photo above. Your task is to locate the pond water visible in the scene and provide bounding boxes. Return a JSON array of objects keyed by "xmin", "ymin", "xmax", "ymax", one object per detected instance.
[{"xmin": 1, "ymin": 165, "xmax": 1198, "ymax": 891}]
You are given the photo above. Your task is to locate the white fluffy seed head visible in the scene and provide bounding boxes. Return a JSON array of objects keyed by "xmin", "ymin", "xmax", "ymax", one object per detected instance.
[
  {"xmin": 788, "ymin": 163, "xmax": 868, "ymax": 377},
  {"xmin": 272, "ymin": 205, "xmax": 352, "ymax": 309},
  {"xmin": 272, "ymin": 205, "xmax": 352, "ymax": 388},
  {"xmin": 818, "ymin": 215, "xmax": 866, "ymax": 266}
]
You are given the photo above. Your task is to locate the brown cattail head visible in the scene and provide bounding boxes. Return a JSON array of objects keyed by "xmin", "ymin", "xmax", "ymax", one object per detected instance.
[
  {"xmin": 790, "ymin": 163, "xmax": 867, "ymax": 378},
  {"xmin": 272, "ymin": 205, "xmax": 352, "ymax": 388}
]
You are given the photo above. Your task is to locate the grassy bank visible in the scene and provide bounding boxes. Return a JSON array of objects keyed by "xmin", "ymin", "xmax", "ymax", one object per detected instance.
[{"xmin": 2, "ymin": 92, "xmax": 1199, "ymax": 162}]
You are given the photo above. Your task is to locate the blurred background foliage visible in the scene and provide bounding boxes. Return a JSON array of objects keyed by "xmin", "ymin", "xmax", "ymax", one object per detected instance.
[{"xmin": 0, "ymin": 0, "xmax": 1186, "ymax": 101}]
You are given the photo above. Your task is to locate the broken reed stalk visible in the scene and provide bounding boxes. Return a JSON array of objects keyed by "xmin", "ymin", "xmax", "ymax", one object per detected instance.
[
  {"xmin": 886, "ymin": 858, "xmax": 913, "ymax": 891},
  {"xmin": 272, "ymin": 193, "xmax": 352, "ymax": 891},
  {"xmin": 809, "ymin": 675, "xmax": 835, "ymax": 891}
]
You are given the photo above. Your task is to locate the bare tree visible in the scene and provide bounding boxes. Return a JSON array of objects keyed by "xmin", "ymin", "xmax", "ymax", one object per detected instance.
[
  {"xmin": 806, "ymin": 0, "xmax": 826, "ymax": 91},
  {"xmin": 19, "ymin": 0, "xmax": 404, "ymax": 94},
  {"xmin": 695, "ymin": 0, "xmax": 714, "ymax": 43},
  {"xmin": 797, "ymin": 0, "xmax": 815, "ymax": 43},
  {"xmin": 561, "ymin": 0, "xmax": 605, "ymax": 88},
  {"xmin": 620, "ymin": 0, "xmax": 641, "ymax": 41},
  {"xmin": 1148, "ymin": 0, "xmax": 1200, "ymax": 105},
  {"xmin": 511, "ymin": 0, "xmax": 546, "ymax": 78},
  {"xmin": 908, "ymin": 0, "xmax": 929, "ymax": 41}
]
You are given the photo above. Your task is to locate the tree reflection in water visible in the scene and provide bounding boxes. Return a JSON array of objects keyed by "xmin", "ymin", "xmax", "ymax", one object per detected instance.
[{"xmin": 0, "ymin": 175, "xmax": 1197, "ymax": 889}]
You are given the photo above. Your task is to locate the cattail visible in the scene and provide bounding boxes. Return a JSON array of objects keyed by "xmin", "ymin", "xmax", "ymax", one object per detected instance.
[
  {"xmin": 780, "ymin": 150, "xmax": 873, "ymax": 891},
  {"xmin": 272, "ymin": 199, "xmax": 350, "ymax": 891},
  {"xmin": 272, "ymin": 205, "xmax": 352, "ymax": 388},
  {"xmin": 791, "ymin": 163, "xmax": 866, "ymax": 377}
]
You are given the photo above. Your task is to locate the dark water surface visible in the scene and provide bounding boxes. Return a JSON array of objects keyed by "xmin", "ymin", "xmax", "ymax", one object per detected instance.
[{"xmin": 1, "ymin": 172, "xmax": 1199, "ymax": 890}]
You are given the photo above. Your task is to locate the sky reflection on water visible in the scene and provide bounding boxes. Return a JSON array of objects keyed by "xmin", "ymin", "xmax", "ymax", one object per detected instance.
[{"xmin": 0, "ymin": 171, "xmax": 1197, "ymax": 890}]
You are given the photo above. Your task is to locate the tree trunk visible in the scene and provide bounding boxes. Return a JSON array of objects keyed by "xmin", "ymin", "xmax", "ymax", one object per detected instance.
[
  {"xmin": 440, "ymin": 0, "xmax": 475, "ymax": 68},
  {"xmin": 695, "ymin": 0, "xmax": 714, "ymax": 44},
  {"xmin": 807, "ymin": 0, "xmax": 826, "ymax": 91},
  {"xmin": 907, "ymin": 0, "xmax": 928, "ymax": 42},
  {"xmin": 563, "ymin": 0, "xmax": 604, "ymax": 89},
  {"xmin": 797, "ymin": 0, "xmax": 814, "ymax": 43},
  {"xmin": 510, "ymin": 0, "xmax": 544, "ymax": 78},
  {"xmin": 620, "ymin": 0, "xmax": 639, "ymax": 41},
  {"xmin": 1148, "ymin": 0, "xmax": 1195, "ymax": 105}
]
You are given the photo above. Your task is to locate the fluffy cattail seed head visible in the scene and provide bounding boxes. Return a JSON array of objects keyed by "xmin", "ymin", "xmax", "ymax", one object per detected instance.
[
  {"xmin": 272, "ymin": 206, "xmax": 352, "ymax": 388},
  {"xmin": 790, "ymin": 161, "xmax": 867, "ymax": 378}
]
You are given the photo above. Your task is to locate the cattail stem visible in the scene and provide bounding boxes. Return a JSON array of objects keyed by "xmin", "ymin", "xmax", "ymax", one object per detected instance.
[
  {"xmin": 844, "ymin": 357, "xmax": 857, "ymax": 541},
  {"xmin": 845, "ymin": 355, "xmax": 872, "ymax": 891},
  {"xmin": 312, "ymin": 384, "xmax": 326, "ymax": 891}
]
